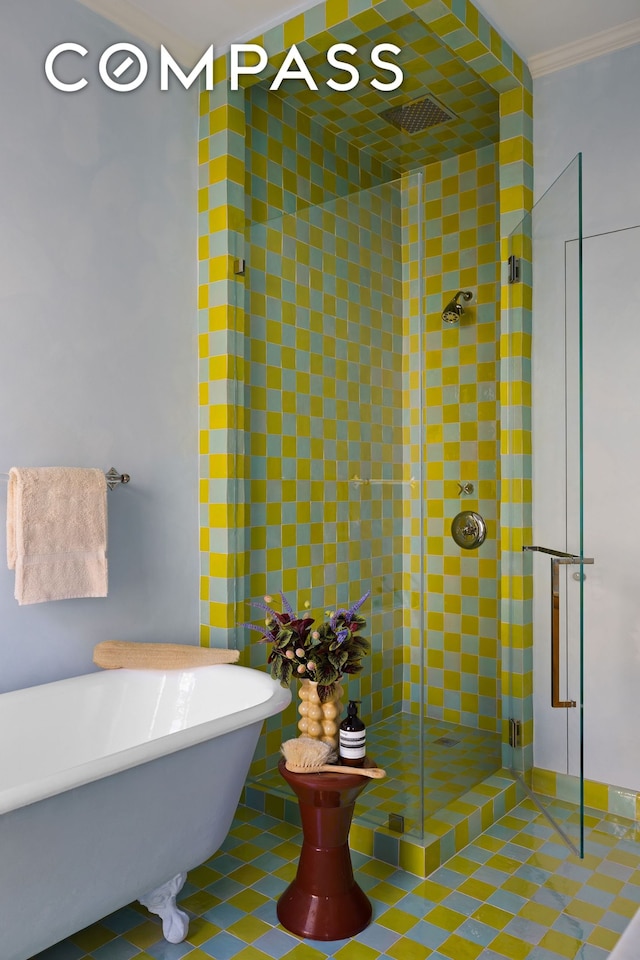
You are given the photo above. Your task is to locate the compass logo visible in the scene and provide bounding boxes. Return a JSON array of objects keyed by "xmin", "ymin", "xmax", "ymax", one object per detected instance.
[{"xmin": 43, "ymin": 42, "xmax": 403, "ymax": 93}]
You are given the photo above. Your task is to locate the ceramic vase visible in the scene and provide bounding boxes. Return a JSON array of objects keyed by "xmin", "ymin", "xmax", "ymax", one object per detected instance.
[{"xmin": 297, "ymin": 679, "xmax": 344, "ymax": 749}]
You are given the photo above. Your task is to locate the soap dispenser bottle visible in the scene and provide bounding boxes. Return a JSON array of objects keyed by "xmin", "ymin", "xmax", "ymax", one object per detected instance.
[{"xmin": 339, "ymin": 700, "xmax": 366, "ymax": 767}]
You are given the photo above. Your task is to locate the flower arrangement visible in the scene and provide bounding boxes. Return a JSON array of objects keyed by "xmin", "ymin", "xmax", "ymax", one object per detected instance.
[{"xmin": 242, "ymin": 590, "xmax": 371, "ymax": 702}]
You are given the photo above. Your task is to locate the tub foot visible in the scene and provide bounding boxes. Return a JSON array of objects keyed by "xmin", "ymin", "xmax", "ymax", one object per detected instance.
[{"xmin": 139, "ymin": 872, "xmax": 189, "ymax": 943}]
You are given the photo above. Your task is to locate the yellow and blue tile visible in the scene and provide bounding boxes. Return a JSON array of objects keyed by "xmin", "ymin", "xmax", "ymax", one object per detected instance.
[{"xmin": 35, "ymin": 798, "xmax": 640, "ymax": 960}]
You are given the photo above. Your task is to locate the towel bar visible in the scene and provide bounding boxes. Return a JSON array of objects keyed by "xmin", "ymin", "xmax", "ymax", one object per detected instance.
[{"xmin": 0, "ymin": 468, "xmax": 130, "ymax": 490}]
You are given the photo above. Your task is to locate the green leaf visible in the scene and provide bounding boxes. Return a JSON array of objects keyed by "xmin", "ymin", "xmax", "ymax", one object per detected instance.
[{"xmin": 328, "ymin": 649, "xmax": 348, "ymax": 670}]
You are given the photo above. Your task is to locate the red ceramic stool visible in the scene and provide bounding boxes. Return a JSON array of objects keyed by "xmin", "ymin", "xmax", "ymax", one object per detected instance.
[{"xmin": 276, "ymin": 756, "xmax": 373, "ymax": 940}]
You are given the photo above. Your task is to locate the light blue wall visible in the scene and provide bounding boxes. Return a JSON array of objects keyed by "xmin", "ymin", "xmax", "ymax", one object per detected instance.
[
  {"xmin": 0, "ymin": 0, "xmax": 199, "ymax": 691},
  {"xmin": 532, "ymin": 42, "xmax": 640, "ymax": 787},
  {"xmin": 534, "ymin": 43, "xmax": 640, "ymax": 232}
]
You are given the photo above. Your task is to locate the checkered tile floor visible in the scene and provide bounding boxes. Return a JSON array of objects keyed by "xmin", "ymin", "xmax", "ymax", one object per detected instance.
[{"xmin": 34, "ymin": 798, "xmax": 640, "ymax": 960}]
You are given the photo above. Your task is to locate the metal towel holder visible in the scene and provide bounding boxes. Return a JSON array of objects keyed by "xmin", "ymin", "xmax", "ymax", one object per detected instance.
[{"xmin": 105, "ymin": 468, "xmax": 130, "ymax": 490}]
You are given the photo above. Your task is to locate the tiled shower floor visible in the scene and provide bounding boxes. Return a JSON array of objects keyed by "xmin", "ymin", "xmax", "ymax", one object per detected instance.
[
  {"xmin": 34, "ymin": 798, "xmax": 640, "ymax": 960},
  {"xmin": 253, "ymin": 713, "xmax": 503, "ymax": 835}
]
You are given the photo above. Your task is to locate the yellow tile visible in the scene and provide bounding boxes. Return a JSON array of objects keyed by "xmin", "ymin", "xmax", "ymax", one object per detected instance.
[
  {"xmin": 71, "ymin": 926, "xmax": 116, "ymax": 952},
  {"xmin": 587, "ymin": 926, "xmax": 621, "ymax": 950},
  {"xmin": 125, "ymin": 919, "xmax": 165, "ymax": 949},
  {"xmin": 488, "ymin": 932, "xmax": 531, "ymax": 960},
  {"xmin": 440, "ymin": 934, "xmax": 485, "ymax": 960},
  {"xmin": 385, "ymin": 937, "xmax": 430, "ymax": 960},
  {"xmin": 610, "ymin": 896, "xmax": 640, "ymax": 918},
  {"xmin": 608, "ymin": 847, "xmax": 640, "ymax": 868},
  {"xmin": 411, "ymin": 879, "xmax": 452, "ymax": 903},
  {"xmin": 586, "ymin": 873, "xmax": 625, "ymax": 896},
  {"xmin": 282, "ymin": 944, "xmax": 327, "ymax": 960},
  {"xmin": 538, "ymin": 930, "xmax": 583, "ymax": 959},
  {"xmin": 459, "ymin": 879, "xmax": 499, "ymax": 904},
  {"xmin": 226, "ymin": 916, "xmax": 271, "ymax": 943},
  {"xmin": 333, "ymin": 942, "xmax": 379, "ymax": 960},
  {"xmin": 425, "ymin": 905, "xmax": 466, "ymax": 933},
  {"xmin": 518, "ymin": 900, "xmax": 560, "ymax": 927},
  {"xmin": 543, "ymin": 875, "xmax": 582, "ymax": 898},
  {"xmin": 584, "ymin": 780, "xmax": 609, "ymax": 812},
  {"xmin": 399, "ymin": 839, "xmax": 425, "ymax": 876},
  {"xmin": 377, "ymin": 906, "xmax": 421, "ymax": 934}
]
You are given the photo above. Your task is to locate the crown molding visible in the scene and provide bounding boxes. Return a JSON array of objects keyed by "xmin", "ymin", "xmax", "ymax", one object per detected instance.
[
  {"xmin": 75, "ymin": 0, "xmax": 202, "ymax": 64},
  {"xmin": 529, "ymin": 17, "xmax": 640, "ymax": 78}
]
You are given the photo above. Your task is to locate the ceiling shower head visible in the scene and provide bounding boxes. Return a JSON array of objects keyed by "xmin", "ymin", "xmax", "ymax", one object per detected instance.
[{"xmin": 442, "ymin": 290, "xmax": 473, "ymax": 324}]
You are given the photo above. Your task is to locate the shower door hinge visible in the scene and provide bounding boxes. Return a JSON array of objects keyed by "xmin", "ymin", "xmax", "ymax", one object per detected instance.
[
  {"xmin": 388, "ymin": 813, "xmax": 405, "ymax": 833},
  {"xmin": 508, "ymin": 718, "xmax": 522, "ymax": 748},
  {"xmin": 507, "ymin": 255, "xmax": 521, "ymax": 284}
]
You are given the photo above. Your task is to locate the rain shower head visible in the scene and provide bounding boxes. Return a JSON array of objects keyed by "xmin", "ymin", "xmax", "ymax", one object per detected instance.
[
  {"xmin": 380, "ymin": 95, "xmax": 456, "ymax": 134},
  {"xmin": 442, "ymin": 290, "xmax": 473, "ymax": 324}
]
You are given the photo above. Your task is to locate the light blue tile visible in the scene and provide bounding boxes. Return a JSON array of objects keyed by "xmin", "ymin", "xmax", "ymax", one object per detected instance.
[
  {"xmin": 574, "ymin": 945, "xmax": 611, "ymax": 959},
  {"xmin": 486, "ymin": 888, "xmax": 527, "ymax": 914},
  {"xmin": 527, "ymin": 949, "xmax": 577, "ymax": 960},
  {"xmin": 201, "ymin": 900, "xmax": 245, "ymax": 927},
  {"xmin": 552, "ymin": 913, "xmax": 595, "ymax": 940},
  {"xmin": 600, "ymin": 910, "xmax": 631, "ymax": 934},
  {"xmin": 253, "ymin": 928, "xmax": 299, "ymax": 958},
  {"xmin": 504, "ymin": 915, "xmax": 547, "ymax": 944},
  {"xmin": 458, "ymin": 918, "xmax": 500, "ymax": 946},
  {"xmin": 356, "ymin": 923, "xmax": 401, "ymax": 952},
  {"xmin": 532, "ymin": 885, "xmax": 573, "ymax": 911},
  {"xmin": 199, "ymin": 932, "xmax": 247, "ymax": 960},
  {"xmin": 442, "ymin": 892, "xmax": 483, "ymax": 916},
  {"xmin": 252, "ymin": 874, "xmax": 289, "ymax": 899},
  {"xmin": 145, "ymin": 939, "xmax": 193, "ymax": 960},
  {"xmin": 405, "ymin": 920, "xmax": 449, "ymax": 949},
  {"xmin": 579, "ymin": 885, "xmax": 617, "ymax": 909}
]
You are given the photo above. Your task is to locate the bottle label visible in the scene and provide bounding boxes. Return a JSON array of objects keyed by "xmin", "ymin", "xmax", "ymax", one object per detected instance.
[{"xmin": 340, "ymin": 729, "xmax": 366, "ymax": 759}]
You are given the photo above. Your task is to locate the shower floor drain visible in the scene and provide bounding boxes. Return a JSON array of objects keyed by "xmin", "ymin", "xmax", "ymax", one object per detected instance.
[{"xmin": 433, "ymin": 736, "xmax": 460, "ymax": 747}]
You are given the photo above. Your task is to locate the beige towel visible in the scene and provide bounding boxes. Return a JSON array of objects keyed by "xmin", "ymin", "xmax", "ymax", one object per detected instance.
[
  {"xmin": 94, "ymin": 641, "xmax": 240, "ymax": 670},
  {"xmin": 7, "ymin": 467, "xmax": 107, "ymax": 604}
]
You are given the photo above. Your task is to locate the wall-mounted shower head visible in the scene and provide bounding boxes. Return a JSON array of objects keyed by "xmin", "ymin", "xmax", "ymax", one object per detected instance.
[{"xmin": 442, "ymin": 290, "xmax": 473, "ymax": 324}]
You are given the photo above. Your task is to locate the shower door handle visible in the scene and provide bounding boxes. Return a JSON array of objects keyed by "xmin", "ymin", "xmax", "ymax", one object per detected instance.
[{"xmin": 523, "ymin": 546, "xmax": 594, "ymax": 708}]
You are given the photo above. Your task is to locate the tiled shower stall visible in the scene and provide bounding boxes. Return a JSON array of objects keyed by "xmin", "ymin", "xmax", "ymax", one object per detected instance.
[{"xmin": 196, "ymin": 0, "xmax": 534, "ymax": 873}]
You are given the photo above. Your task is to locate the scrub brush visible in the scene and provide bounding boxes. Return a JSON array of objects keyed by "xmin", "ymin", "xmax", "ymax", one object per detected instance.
[{"xmin": 281, "ymin": 737, "xmax": 386, "ymax": 778}]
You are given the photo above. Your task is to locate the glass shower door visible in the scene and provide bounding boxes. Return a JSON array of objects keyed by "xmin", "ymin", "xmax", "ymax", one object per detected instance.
[
  {"xmin": 505, "ymin": 154, "xmax": 591, "ymax": 854},
  {"xmin": 238, "ymin": 172, "xmax": 427, "ymax": 842}
]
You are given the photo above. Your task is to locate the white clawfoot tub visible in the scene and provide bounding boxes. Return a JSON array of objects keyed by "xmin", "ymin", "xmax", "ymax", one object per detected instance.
[{"xmin": 0, "ymin": 663, "xmax": 290, "ymax": 960}]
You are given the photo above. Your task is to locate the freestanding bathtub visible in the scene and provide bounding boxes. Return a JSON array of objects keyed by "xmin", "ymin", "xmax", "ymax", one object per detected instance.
[{"xmin": 0, "ymin": 663, "xmax": 291, "ymax": 960}]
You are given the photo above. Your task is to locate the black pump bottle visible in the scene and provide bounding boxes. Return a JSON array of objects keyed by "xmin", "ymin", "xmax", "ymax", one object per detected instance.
[{"xmin": 339, "ymin": 700, "xmax": 366, "ymax": 767}]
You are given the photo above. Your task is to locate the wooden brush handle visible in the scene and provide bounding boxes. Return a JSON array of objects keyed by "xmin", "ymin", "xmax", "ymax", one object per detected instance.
[
  {"xmin": 94, "ymin": 640, "xmax": 240, "ymax": 670},
  {"xmin": 319, "ymin": 764, "xmax": 386, "ymax": 778},
  {"xmin": 286, "ymin": 762, "xmax": 386, "ymax": 778}
]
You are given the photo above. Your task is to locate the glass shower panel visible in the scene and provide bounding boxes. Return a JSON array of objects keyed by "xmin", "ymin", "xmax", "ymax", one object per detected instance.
[
  {"xmin": 423, "ymin": 257, "xmax": 504, "ymax": 820},
  {"xmin": 505, "ymin": 154, "xmax": 586, "ymax": 854},
  {"xmin": 238, "ymin": 173, "xmax": 426, "ymax": 842}
]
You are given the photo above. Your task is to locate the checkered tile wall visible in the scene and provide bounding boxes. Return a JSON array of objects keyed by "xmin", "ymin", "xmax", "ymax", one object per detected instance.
[{"xmin": 419, "ymin": 142, "xmax": 501, "ymax": 733}]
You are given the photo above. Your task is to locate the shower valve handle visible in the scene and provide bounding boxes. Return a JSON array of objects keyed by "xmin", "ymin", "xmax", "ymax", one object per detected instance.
[{"xmin": 451, "ymin": 511, "xmax": 486, "ymax": 549}]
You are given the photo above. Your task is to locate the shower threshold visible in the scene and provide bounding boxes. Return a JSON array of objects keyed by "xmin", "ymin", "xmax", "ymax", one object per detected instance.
[{"xmin": 244, "ymin": 713, "xmax": 522, "ymax": 877}]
